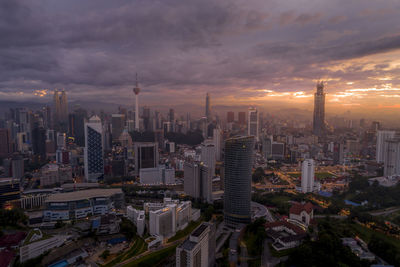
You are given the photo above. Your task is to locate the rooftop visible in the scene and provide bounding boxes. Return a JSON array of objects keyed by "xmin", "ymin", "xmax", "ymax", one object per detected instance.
[
  {"xmin": 46, "ymin": 188, "xmax": 122, "ymax": 202},
  {"xmin": 191, "ymin": 224, "xmax": 208, "ymax": 237},
  {"xmin": 179, "ymin": 238, "xmax": 197, "ymax": 251},
  {"xmin": 289, "ymin": 202, "xmax": 314, "ymax": 215}
]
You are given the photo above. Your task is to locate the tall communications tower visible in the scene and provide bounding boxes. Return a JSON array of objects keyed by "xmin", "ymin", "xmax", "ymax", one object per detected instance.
[{"xmin": 133, "ymin": 74, "xmax": 141, "ymax": 131}]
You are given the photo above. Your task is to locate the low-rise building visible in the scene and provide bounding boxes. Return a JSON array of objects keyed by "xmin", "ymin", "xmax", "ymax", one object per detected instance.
[
  {"xmin": 40, "ymin": 164, "xmax": 72, "ymax": 187},
  {"xmin": 19, "ymin": 229, "xmax": 70, "ymax": 263},
  {"xmin": 43, "ymin": 189, "xmax": 123, "ymax": 221},
  {"xmin": 289, "ymin": 202, "xmax": 314, "ymax": 227},
  {"xmin": 265, "ymin": 221, "xmax": 306, "ymax": 251},
  {"xmin": 92, "ymin": 214, "xmax": 121, "ymax": 235}
]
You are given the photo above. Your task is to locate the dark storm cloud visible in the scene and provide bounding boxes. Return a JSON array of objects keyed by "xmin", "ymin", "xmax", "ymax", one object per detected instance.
[{"xmin": 0, "ymin": 0, "xmax": 399, "ymax": 104}]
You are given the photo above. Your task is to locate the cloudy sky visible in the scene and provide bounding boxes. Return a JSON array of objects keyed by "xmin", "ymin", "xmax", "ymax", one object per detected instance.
[{"xmin": 1, "ymin": 0, "xmax": 400, "ymax": 116}]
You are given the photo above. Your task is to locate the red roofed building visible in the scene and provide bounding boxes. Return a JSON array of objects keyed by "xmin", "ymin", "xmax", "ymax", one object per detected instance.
[
  {"xmin": 265, "ymin": 220, "xmax": 306, "ymax": 250},
  {"xmin": 0, "ymin": 232, "xmax": 26, "ymax": 250},
  {"xmin": 289, "ymin": 202, "xmax": 314, "ymax": 226}
]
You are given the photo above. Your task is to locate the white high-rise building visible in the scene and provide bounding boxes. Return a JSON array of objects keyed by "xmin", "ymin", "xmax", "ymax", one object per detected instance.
[
  {"xmin": 127, "ymin": 206, "xmax": 145, "ymax": 236},
  {"xmin": 248, "ymin": 107, "xmax": 259, "ymax": 140},
  {"xmin": 301, "ymin": 159, "xmax": 315, "ymax": 193},
  {"xmin": 376, "ymin": 130, "xmax": 396, "ymax": 163},
  {"xmin": 384, "ymin": 139, "xmax": 400, "ymax": 176},
  {"xmin": 149, "ymin": 204, "xmax": 176, "ymax": 238},
  {"xmin": 176, "ymin": 223, "xmax": 214, "ymax": 267},
  {"xmin": 201, "ymin": 140, "xmax": 216, "ymax": 176},
  {"xmin": 84, "ymin": 116, "xmax": 104, "ymax": 182}
]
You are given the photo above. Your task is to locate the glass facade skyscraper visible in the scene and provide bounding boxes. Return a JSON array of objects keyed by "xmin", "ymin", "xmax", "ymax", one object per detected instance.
[
  {"xmin": 224, "ymin": 136, "xmax": 254, "ymax": 228},
  {"xmin": 313, "ymin": 81, "xmax": 326, "ymax": 136}
]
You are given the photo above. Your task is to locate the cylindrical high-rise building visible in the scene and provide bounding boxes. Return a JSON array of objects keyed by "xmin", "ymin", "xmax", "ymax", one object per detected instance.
[{"xmin": 224, "ymin": 136, "xmax": 254, "ymax": 228}]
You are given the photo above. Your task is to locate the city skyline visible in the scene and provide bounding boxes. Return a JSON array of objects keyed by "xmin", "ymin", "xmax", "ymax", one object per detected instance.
[{"xmin": 0, "ymin": 1, "xmax": 400, "ymax": 117}]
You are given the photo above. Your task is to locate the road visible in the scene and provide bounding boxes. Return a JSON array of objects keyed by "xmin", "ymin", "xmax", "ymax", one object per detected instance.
[
  {"xmin": 261, "ymin": 239, "xmax": 280, "ymax": 267},
  {"xmin": 252, "ymin": 201, "xmax": 275, "ymax": 222},
  {"xmin": 369, "ymin": 207, "xmax": 400, "ymax": 216}
]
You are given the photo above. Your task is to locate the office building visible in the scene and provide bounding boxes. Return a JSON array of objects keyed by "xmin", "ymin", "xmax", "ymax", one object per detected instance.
[
  {"xmin": 248, "ymin": 107, "xmax": 259, "ymax": 140},
  {"xmin": 11, "ymin": 155, "xmax": 24, "ymax": 182},
  {"xmin": 40, "ymin": 164, "xmax": 72, "ymax": 187},
  {"xmin": 176, "ymin": 222, "xmax": 215, "ymax": 267},
  {"xmin": 0, "ymin": 178, "xmax": 20, "ymax": 208},
  {"xmin": 205, "ymin": 93, "xmax": 211, "ymax": 121},
  {"xmin": 201, "ymin": 140, "xmax": 216, "ymax": 176},
  {"xmin": 262, "ymin": 135, "xmax": 272, "ymax": 159},
  {"xmin": 127, "ymin": 206, "xmax": 145, "ymax": 236},
  {"xmin": 376, "ymin": 130, "xmax": 396, "ymax": 163},
  {"xmin": 111, "ymin": 114, "xmax": 126, "ymax": 142},
  {"xmin": 84, "ymin": 116, "xmax": 104, "ymax": 182},
  {"xmin": 134, "ymin": 142, "xmax": 159, "ymax": 175},
  {"xmin": 313, "ymin": 81, "xmax": 326, "ymax": 136},
  {"xmin": 53, "ymin": 90, "xmax": 68, "ymax": 131},
  {"xmin": 184, "ymin": 161, "xmax": 212, "ymax": 203},
  {"xmin": 238, "ymin": 111, "xmax": 246, "ymax": 125},
  {"xmin": 140, "ymin": 165, "xmax": 175, "ymax": 185},
  {"xmin": 149, "ymin": 204, "xmax": 176, "ymax": 238},
  {"xmin": 148, "ymin": 199, "xmax": 193, "ymax": 238},
  {"xmin": 43, "ymin": 188, "xmax": 124, "ymax": 221},
  {"xmin": 384, "ymin": 139, "xmax": 400, "ymax": 176},
  {"xmin": 271, "ymin": 142, "xmax": 285, "ymax": 160},
  {"xmin": 224, "ymin": 136, "xmax": 254, "ymax": 227},
  {"xmin": 0, "ymin": 128, "xmax": 12, "ymax": 158},
  {"xmin": 301, "ymin": 159, "xmax": 315, "ymax": 193},
  {"xmin": 68, "ymin": 107, "xmax": 87, "ymax": 146},
  {"xmin": 227, "ymin": 111, "xmax": 234, "ymax": 123},
  {"xmin": 213, "ymin": 127, "xmax": 222, "ymax": 161},
  {"xmin": 31, "ymin": 124, "xmax": 47, "ymax": 161}
]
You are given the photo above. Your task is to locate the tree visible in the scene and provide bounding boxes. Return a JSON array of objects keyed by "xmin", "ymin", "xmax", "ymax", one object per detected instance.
[
  {"xmin": 252, "ymin": 167, "xmax": 264, "ymax": 183},
  {"xmin": 100, "ymin": 250, "xmax": 110, "ymax": 260}
]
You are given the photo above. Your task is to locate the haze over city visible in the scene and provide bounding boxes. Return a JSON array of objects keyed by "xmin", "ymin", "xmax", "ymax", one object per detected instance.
[
  {"xmin": 1, "ymin": 1, "xmax": 400, "ymax": 267},
  {"xmin": 1, "ymin": 0, "xmax": 400, "ymax": 121}
]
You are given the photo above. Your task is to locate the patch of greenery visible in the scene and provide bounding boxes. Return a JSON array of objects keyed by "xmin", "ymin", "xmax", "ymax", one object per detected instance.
[
  {"xmin": 167, "ymin": 220, "xmax": 202, "ymax": 243},
  {"xmin": 124, "ymin": 245, "xmax": 177, "ymax": 267},
  {"xmin": 243, "ymin": 218, "xmax": 267, "ymax": 256}
]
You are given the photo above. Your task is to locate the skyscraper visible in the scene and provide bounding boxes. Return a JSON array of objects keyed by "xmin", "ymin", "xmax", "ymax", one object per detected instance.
[
  {"xmin": 376, "ymin": 130, "xmax": 396, "ymax": 163},
  {"xmin": 111, "ymin": 114, "xmax": 126, "ymax": 142},
  {"xmin": 205, "ymin": 93, "xmax": 211, "ymax": 121},
  {"xmin": 227, "ymin": 111, "xmax": 234, "ymax": 123},
  {"xmin": 0, "ymin": 128, "xmax": 12, "ymax": 158},
  {"xmin": 383, "ymin": 139, "xmax": 400, "ymax": 176},
  {"xmin": 31, "ymin": 124, "xmax": 46, "ymax": 161},
  {"xmin": 133, "ymin": 74, "xmax": 141, "ymax": 131},
  {"xmin": 176, "ymin": 222, "xmax": 215, "ymax": 267},
  {"xmin": 53, "ymin": 89, "xmax": 68, "ymax": 131},
  {"xmin": 248, "ymin": 107, "xmax": 259, "ymax": 140},
  {"xmin": 313, "ymin": 81, "xmax": 326, "ymax": 136},
  {"xmin": 238, "ymin": 111, "xmax": 246, "ymax": 125},
  {"xmin": 301, "ymin": 159, "xmax": 315, "ymax": 193},
  {"xmin": 184, "ymin": 161, "xmax": 211, "ymax": 203},
  {"xmin": 224, "ymin": 136, "xmax": 254, "ymax": 227},
  {"xmin": 84, "ymin": 116, "xmax": 104, "ymax": 182},
  {"xmin": 134, "ymin": 142, "xmax": 159, "ymax": 175},
  {"xmin": 68, "ymin": 107, "xmax": 87, "ymax": 147}
]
